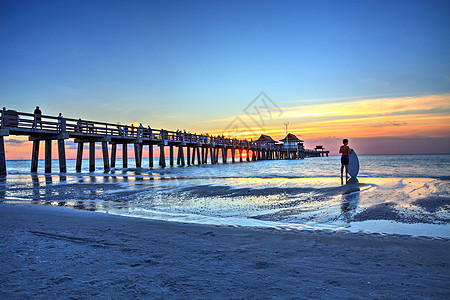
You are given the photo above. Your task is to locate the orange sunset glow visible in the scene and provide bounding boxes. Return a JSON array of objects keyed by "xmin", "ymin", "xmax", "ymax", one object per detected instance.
[
  {"xmin": 202, "ymin": 94, "xmax": 450, "ymax": 154},
  {"xmin": 3, "ymin": 94, "xmax": 449, "ymax": 160}
]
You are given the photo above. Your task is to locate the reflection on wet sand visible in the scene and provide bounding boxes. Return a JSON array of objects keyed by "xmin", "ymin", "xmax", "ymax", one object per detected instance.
[
  {"xmin": 340, "ymin": 177, "xmax": 360, "ymax": 223},
  {"xmin": 23, "ymin": 174, "xmax": 137, "ymax": 213},
  {"xmin": 1, "ymin": 173, "xmax": 449, "ymax": 237},
  {"xmin": 0, "ymin": 176, "xmax": 6, "ymax": 199},
  {"xmin": 45, "ymin": 174, "xmax": 52, "ymax": 185}
]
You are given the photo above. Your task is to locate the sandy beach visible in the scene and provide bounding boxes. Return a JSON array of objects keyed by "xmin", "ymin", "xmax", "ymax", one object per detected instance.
[{"xmin": 1, "ymin": 203, "xmax": 449, "ymax": 299}]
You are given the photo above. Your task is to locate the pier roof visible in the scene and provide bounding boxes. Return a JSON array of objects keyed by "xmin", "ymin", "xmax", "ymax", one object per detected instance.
[
  {"xmin": 280, "ymin": 133, "xmax": 303, "ymax": 143},
  {"xmin": 255, "ymin": 134, "xmax": 276, "ymax": 143}
]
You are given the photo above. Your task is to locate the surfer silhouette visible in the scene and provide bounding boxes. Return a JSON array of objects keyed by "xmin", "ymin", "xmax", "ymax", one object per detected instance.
[{"xmin": 339, "ymin": 139, "xmax": 353, "ymax": 180}]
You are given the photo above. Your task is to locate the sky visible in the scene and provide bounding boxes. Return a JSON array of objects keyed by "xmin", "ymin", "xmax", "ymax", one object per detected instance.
[{"xmin": 1, "ymin": 0, "xmax": 449, "ymax": 159}]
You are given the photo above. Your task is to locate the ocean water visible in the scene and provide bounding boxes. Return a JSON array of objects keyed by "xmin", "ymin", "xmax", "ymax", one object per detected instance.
[{"xmin": 1, "ymin": 154, "xmax": 449, "ymax": 238}]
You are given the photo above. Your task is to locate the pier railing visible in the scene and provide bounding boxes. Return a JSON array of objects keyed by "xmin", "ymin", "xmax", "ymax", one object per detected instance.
[
  {"xmin": 0, "ymin": 109, "xmax": 328, "ymax": 175},
  {"xmin": 0, "ymin": 109, "xmax": 276, "ymax": 148}
]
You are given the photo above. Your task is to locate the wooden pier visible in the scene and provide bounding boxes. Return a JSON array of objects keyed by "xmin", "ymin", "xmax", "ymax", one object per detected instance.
[{"xmin": 0, "ymin": 109, "xmax": 328, "ymax": 176}]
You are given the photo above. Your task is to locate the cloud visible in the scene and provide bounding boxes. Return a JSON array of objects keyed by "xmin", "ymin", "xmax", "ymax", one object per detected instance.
[
  {"xmin": 64, "ymin": 140, "xmax": 78, "ymax": 150},
  {"xmin": 5, "ymin": 138, "xmax": 27, "ymax": 145},
  {"xmin": 201, "ymin": 93, "xmax": 450, "ymax": 143},
  {"xmin": 373, "ymin": 122, "xmax": 407, "ymax": 127},
  {"xmin": 66, "ymin": 144, "xmax": 78, "ymax": 150}
]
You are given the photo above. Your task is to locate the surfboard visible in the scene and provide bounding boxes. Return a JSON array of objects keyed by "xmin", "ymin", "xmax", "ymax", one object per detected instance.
[{"xmin": 348, "ymin": 151, "xmax": 359, "ymax": 178}]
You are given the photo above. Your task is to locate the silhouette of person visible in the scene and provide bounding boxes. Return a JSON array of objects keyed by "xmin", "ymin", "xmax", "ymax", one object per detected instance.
[
  {"xmin": 339, "ymin": 138, "xmax": 353, "ymax": 180},
  {"xmin": 34, "ymin": 106, "xmax": 42, "ymax": 129},
  {"xmin": 76, "ymin": 118, "xmax": 82, "ymax": 132},
  {"xmin": 57, "ymin": 113, "xmax": 63, "ymax": 132}
]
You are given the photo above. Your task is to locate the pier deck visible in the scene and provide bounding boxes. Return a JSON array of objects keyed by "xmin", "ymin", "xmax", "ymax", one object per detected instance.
[{"xmin": 0, "ymin": 109, "xmax": 328, "ymax": 175}]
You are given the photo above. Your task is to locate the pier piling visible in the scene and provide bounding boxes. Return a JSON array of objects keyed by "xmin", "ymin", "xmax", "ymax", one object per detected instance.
[
  {"xmin": 159, "ymin": 144, "xmax": 166, "ymax": 168},
  {"xmin": 76, "ymin": 142, "xmax": 83, "ymax": 172},
  {"xmin": 187, "ymin": 147, "xmax": 191, "ymax": 165},
  {"xmin": 122, "ymin": 143, "xmax": 128, "ymax": 168},
  {"xmin": 89, "ymin": 141, "xmax": 95, "ymax": 172},
  {"xmin": 149, "ymin": 145, "xmax": 154, "ymax": 168},
  {"xmin": 134, "ymin": 143, "xmax": 141, "ymax": 168},
  {"xmin": 0, "ymin": 137, "xmax": 6, "ymax": 176},
  {"xmin": 197, "ymin": 147, "xmax": 201, "ymax": 165},
  {"xmin": 111, "ymin": 143, "xmax": 117, "ymax": 168},
  {"xmin": 102, "ymin": 141, "xmax": 110, "ymax": 172},
  {"xmin": 58, "ymin": 139, "xmax": 66, "ymax": 173},
  {"xmin": 45, "ymin": 140, "xmax": 52, "ymax": 173},
  {"xmin": 31, "ymin": 140, "xmax": 40, "ymax": 172}
]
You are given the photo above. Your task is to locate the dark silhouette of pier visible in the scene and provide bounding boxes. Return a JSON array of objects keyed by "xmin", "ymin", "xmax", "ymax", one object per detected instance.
[{"xmin": 0, "ymin": 108, "xmax": 328, "ymax": 176}]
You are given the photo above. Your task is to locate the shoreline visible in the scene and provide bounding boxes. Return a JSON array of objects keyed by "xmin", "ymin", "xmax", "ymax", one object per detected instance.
[
  {"xmin": 1, "ymin": 203, "xmax": 449, "ymax": 298},
  {"xmin": 3, "ymin": 174, "xmax": 450, "ymax": 238},
  {"xmin": 2, "ymin": 174, "xmax": 449, "ymax": 239}
]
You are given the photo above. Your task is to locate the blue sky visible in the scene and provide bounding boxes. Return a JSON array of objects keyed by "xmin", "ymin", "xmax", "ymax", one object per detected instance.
[{"xmin": 0, "ymin": 0, "xmax": 449, "ymax": 152}]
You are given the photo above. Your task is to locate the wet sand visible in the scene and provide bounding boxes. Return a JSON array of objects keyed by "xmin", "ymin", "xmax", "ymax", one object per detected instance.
[{"xmin": 1, "ymin": 204, "xmax": 449, "ymax": 299}]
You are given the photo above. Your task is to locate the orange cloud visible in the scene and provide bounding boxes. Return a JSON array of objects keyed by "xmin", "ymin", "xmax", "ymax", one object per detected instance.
[{"xmin": 204, "ymin": 94, "xmax": 450, "ymax": 142}]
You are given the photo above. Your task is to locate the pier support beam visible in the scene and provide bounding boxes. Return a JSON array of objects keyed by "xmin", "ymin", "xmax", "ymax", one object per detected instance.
[
  {"xmin": 239, "ymin": 148, "xmax": 243, "ymax": 163},
  {"xmin": 76, "ymin": 142, "xmax": 83, "ymax": 172},
  {"xmin": 0, "ymin": 137, "xmax": 6, "ymax": 176},
  {"xmin": 202, "ymin": 147, "xmax": 206, "ymax": 164},
  {"xmin": 122, "ymin": 143, "xmax": 128, "ymax": 168},
  {"xmin": 45, "ymin": 140, "xmax": 52, "ymax": 173},
  {"xmin": 149, "ymin": 145, "xmax": 154, "ymax": 168},
  {"xmin": 31, "ymin": 140, "xmax": 40, "ymax": 172},
  {"xmin": 215, "ymin": 148, "xmax": 219, "ymax": 164},
  {"xmin": 222, "ymin": 148, "xmax": 227, "ymax": 164},
  {"xmin": 111, "ymin": 143, "xmax": 117, "ymax": 168},
  {"xmin": 134, "ymin": 143, "xmax": 141, "ymax": 168},
  {"xmin": 159, "ymin": 144, "xmax": 166, "ymax": 168},
  {"xmin": 178, "ymin": 146, "xmax": 185, "ymax": 166},
  {"xmin": 89, "ymin": 141, "xmax": 95, "ymax": 172},
  {"xmin": 170, "ymin": 146, "xmax": 174, "ymax": 166},
  {"xmin": 57, "ymin": 139, "xmax": 66, "ymax": 173},
  {"xmin": 231, "ymin": 148, "xmax": 235, "ymax": 163},
  {"xmin": 197, "ymin": 147, "xmax": 201, "ymax": 165},
  {"xmin": 187, "ymin": 147, "xmax": 191, "ymax": 165},
  {"xmin": 210, "ymin": 147, "xmax": 215, "ymax": 164},
  {"xmin": 102, "ymin": 141, "xmax": 110, "ymax": 172}
]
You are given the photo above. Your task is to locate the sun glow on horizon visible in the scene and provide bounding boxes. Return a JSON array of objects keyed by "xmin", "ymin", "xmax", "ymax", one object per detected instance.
[
  {"xmin": 2, "ymin": 94, "xmax": 450, "ymax": 159},
  {"xmin": 203, "ymin": 94, "xmax": 450, "ymax": 139}
]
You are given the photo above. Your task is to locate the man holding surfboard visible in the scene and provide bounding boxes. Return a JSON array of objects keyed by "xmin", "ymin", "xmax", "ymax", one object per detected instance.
[{"xmin": 339, "ymin": 139, "xmax": 352, "ymax": 179}]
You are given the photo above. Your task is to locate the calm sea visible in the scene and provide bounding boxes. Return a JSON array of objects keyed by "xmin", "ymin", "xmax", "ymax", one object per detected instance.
[{"xmin": 1, "ymin": 154, "xmax": 449, "ymax": 238}]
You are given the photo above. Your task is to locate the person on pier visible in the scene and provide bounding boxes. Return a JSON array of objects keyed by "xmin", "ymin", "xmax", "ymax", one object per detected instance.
[
  {"xmin": 76, "ymin": 118, "xmax": 82, "ymax": 132},
  {"xmin": 57, "ymin": 113, "xmax": 63, "ymax": 132},
  {"xmin": 33, "ymin": 106, "xmax": 42, "ymax": 129},
  {"xmin": 147, "ymin": 125, "xmax": 152, "ymax": 138},
  {"xmin": 138, "ymin": 123, "xmax": 144, "ymax": 139}
]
